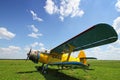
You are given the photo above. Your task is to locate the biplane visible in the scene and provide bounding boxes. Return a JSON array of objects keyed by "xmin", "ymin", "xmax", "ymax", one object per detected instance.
[{"xmin": 26, "ymin": 23, "xmax": 118, "ymax": 73}]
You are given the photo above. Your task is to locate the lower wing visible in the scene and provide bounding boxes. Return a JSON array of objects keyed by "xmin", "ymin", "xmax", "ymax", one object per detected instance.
[{"xmin": 48, "ymin": 61, "xmax": 87, "ymax": 68}]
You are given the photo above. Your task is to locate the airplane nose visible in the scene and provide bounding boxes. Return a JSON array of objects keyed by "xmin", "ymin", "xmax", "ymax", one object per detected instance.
[{"xmin": 28, "ymin": 51, "xmax": 40, "ymax": 63}]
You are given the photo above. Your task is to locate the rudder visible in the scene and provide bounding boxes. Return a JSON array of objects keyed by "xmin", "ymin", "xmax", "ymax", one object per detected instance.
[{"xmin": 78, "ymin": 50, "xmax": 87, "ymax": 65}]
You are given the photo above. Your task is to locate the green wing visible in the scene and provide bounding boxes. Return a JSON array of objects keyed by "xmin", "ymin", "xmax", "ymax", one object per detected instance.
[{"xmin": 50, "ymin": 23, "xmax": 118, "ymax": 54}]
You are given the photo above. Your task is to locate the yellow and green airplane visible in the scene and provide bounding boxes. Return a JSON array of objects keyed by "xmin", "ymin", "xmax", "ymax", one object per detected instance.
[{"xmin": 26, "ymin": 23, "xmax": 118, "ymax": 73}]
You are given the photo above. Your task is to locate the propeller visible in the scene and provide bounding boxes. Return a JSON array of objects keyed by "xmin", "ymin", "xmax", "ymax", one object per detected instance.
[{"xmin": 26, "ymin": 48, "xmax": 32, "ymax": 61}]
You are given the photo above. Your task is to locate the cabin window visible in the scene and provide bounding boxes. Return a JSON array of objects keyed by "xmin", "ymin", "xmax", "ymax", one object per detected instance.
[{"xmin": 52, "ymin": 55, "xmax": 61, "ymax": 59}]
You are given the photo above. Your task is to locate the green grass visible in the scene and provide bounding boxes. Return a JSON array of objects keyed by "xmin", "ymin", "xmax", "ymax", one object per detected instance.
[{"xmin": 0, "ymin": 60, "xmax": 120, "ymax": 80}]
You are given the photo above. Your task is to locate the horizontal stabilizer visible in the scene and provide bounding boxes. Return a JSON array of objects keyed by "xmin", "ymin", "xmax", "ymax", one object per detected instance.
[
  {"xmin": 51, "ymin": 23, "xmax": 118, "ymax": 54},
  {"xmin": 80, "ymin": 57, "xmax": 97, "ymax": 59}
]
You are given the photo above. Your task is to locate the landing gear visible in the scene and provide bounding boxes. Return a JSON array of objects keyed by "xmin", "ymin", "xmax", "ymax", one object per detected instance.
[
  {"xmin": 86, "ymin": 64, "xmax": 90, "ymax": 70},
  {"xmin": 41, "ymin": 64, "xmax": 48, "ymax": 74}
]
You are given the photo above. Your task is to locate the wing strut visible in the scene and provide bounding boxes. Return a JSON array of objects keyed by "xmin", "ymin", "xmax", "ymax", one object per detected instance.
[{"xmin": 66, "ymin": 44, "xmax": 75, "ymax": 61}]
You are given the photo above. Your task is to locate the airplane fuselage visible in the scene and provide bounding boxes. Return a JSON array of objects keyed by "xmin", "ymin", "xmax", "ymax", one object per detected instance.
[
  {"xmin": 28, "ymin": 50, "xmax": 87, "ymax": 66},
  {"xmin": 29, "ymin": 51, "xmax": 80, "ymax": 64}
]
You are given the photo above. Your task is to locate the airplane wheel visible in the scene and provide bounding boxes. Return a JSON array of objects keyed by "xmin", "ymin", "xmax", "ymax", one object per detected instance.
[
  {"xmin": 41, "ymin": 64, "xmax": 48, "ymax": 74},
  {"xmin": 42, "ymin": 67, "xmax": 47, "ymax": 74},
  {"xmin": 42, "ymin": 70, "xmax": 48, "ymax": 74},
  {"xmin": 43, "ymin": 70, "xmax": 47, "ymax": 74}
]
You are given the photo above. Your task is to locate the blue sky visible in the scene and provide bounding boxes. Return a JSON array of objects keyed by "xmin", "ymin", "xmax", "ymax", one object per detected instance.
[{"xmin": 0, "ymin": 0, "xmax": 120, "ymax": 60}]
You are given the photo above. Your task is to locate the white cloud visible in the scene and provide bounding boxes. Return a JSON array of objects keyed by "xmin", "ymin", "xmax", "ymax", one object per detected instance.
[
  {"xmin": 30, "ymin": 42, "xmax": 44, "ymax": 48},
  {"xmin": 0, "ymin": 46, "xmax": 21, "ymax": 54},
  {"xmin": 59, "ymin": 0, "xmax": 84, "ymax": 18},
  {"xmin": 25, "ymin": 42, "xmax": 45, "ymax": 52},
  {"xmin": 29, "ymin": 25, "xmax": 39, "ymax": 33},
  {"xmin": 84, "ymin": 44, "xmax": 120, "ymax": 60},
  {"xmin": 30, "ymin": 42, "xmax": 39, "ymax": 48},
  {"xmin": 44, "ymin": 0, "xmax": 84, "ymax": 21},
  {"xmin": 44, "ymin": 0, "xmax": 58, "ymax": 14},
  {"xmin": 0, "ymin": 27, "xmax": 15, "ymax": 40},
  {"xmin": 115, "ymin": 0, "xmax": 120, "ymax": 12},
  {"xmin": 39, "ymin": 43, "xmax": 44, "ymax": 47},
  {"xmin": 59, "ymin": 16, "xmax": 64, "ymax": 21},
  {"xmin": 28, "ymin": 32, "xmax": 42, "ymax": 38},
  {"xmin": 30, "ymin": 10, "xmax": 43, "ymax": 22},
  {"xmin": 28, "ymin": 25, "xmax": 43, "ymax": 38},
  {"xmin": 113, "ymin": 16, "xmax": 120, "ymax": 35}
]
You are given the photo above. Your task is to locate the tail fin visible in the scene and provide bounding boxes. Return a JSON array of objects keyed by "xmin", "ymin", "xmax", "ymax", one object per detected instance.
[
  {"xmin": 78, "ymin": 50, "xmax": 87, "ymax": 65},
  {"xmin": 78, "ymin": 50, "xmax": 97, "ymax": 65}
]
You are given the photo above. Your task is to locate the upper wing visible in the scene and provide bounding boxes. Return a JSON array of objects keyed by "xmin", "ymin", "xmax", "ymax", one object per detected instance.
[{"xmin": 50, "ymin": 23, "xmax": 118, "ymax": 54}]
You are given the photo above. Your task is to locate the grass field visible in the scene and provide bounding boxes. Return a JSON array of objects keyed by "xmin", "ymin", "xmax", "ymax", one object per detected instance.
[{"xmin": 0, "ymin": 60, "xmax": 120, "ymax": 80}]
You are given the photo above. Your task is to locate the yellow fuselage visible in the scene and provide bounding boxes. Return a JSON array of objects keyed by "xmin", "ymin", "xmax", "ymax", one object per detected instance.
[
  {"xmin": 29, "ymin": 50, "xmax": 86, "ymax": 65},
  {"xmin": 39, "ymin": 53, "xmax": 80, "ymax": 64}
]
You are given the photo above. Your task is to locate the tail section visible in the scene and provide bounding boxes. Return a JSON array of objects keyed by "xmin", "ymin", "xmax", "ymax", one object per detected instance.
[
  {"xmin": 78, "ymin": 50, "xmax": 87, "ymax": 65},
  {"xmin": 78, "ymin": 50, "xmax": 97, "ymax": 65}
]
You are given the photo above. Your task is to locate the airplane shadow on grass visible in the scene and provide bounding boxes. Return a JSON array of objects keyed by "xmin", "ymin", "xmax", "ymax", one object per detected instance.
[
  {"xmin": 17, "ymin": 71, "xmax": 38, "ymax": 74},
  {"xmin": 17, "ymin": 66, "xmax": 80, "ymax": 80},
  {"xmin": 35, "ymin": 66, "xmax": 80, "ymax": 80}
]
